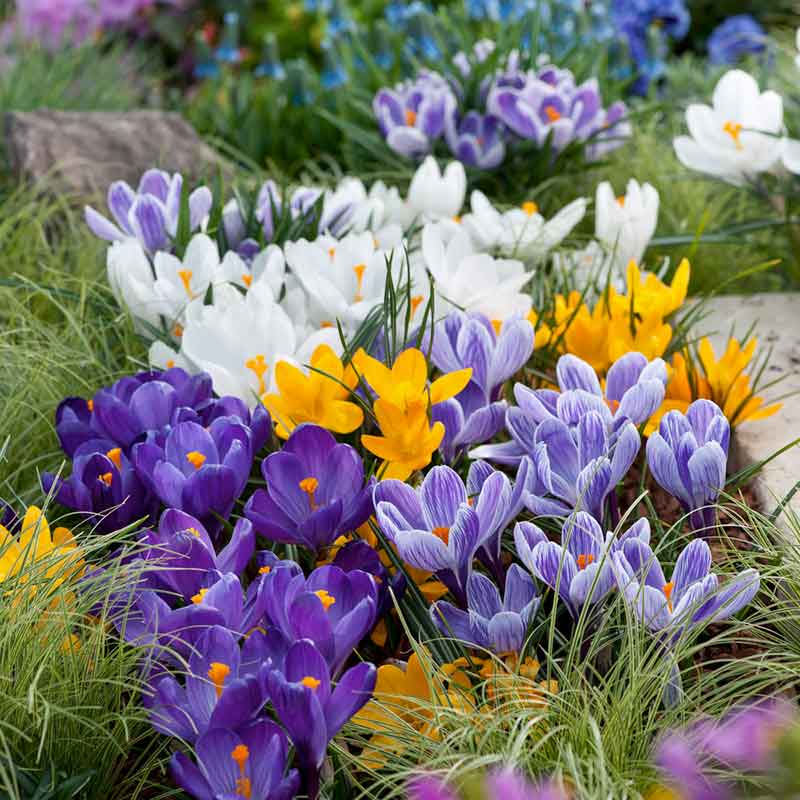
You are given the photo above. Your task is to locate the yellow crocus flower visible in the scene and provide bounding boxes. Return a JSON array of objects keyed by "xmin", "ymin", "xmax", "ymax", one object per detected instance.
[
  {"xmin": 612, "ymin": 258, "xmax": 690, "ymax": 319},
  {"xmin": 262, "ymin": 344, "xmax": 364, "ymax": 439}
]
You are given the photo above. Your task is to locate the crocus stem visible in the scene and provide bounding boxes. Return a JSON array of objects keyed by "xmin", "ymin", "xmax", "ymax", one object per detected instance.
[{"xmin": 305, "ymin": 767, "xmax": 320, "ymax": 800}]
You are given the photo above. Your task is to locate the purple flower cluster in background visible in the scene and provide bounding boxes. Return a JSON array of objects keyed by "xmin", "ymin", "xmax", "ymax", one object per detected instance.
[
  {"xmin": 707, "ymin": 14, "xmax": 767, "ymax": 66},
  {"xmin": 408, "ymin": 768, "xmax": 568, "ymax": 800},
  {"xmin": 42, "ymin": 366, "xmax": 269, "ymax": 532},
  {"xmin": 373, "ymin": 51, "xmax": 630, "ymax": 169}
]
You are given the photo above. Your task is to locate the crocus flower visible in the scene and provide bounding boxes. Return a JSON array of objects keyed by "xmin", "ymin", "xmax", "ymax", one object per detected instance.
[
  {"xmin": 147, "ymin": 625, "xmax": 271, "ymax": 743},
  {"xmin": 708, "ymin": 15, "xmax": 767, "ymax": 66},
  {"xmin": 260, "ymin": 563, "xmax": 378, "ymax": 673},
  {"xmin": 514, "ymin": 512, "xmax": 651, "ymax": 618},
  {"xmin": 42, "ymin": 438, "xmax": 158, "ymax": 533},
  {"xmin": 244, "ymin": 425, "xmax": 374, "ymax": 555},
  {"xmin": 430, "ymin": 565, "xmax": 539, "ymax": 654},
  {"xmin": 262, "ymin": 344, "xmax": 364, "ymax": 438},
  {"xmin": 462, "ymin": 191, "xmax": 587, "ymax": 263},
  {"xmin": 408, "ymin": 768, "xmax": 568, "ymax": 800},
  {"xmin": 267, "ymin": 639, "xmax": 376, "ymax": 795},
  {"xmin": 406, "ymin": 157, "xmax": 467, "ymax": 221},
  {"xmin": 136, "ymin": 509, "xmax": 254, "ymax": 602},
  {"xmin": 374, "ymin": 465, "xmax": 511, "ymax": 605},
  {"xmin": 614, "ymin": 537, "xmax": 760, "ymax": 639},
  {"xmin": 133, "ymin": 418, "xmax": 255, "ymax": 525},
  {"xmin": 374, "ymin": 71, "xmax": 455, "ymax": 158},
  {"xmin": 655, "ymin": 698, "xmax": 796, "ymax": 800},
  {"xmin": 646, "ymin": 399, "xmax": 730, "ymax": 533},
  {"xmin": 170, "ymin": 718, "xmax": 300, "ymax": 800},
  {"xmin": 673, "ymin": 69, "xmax": 783, "ymax": 185},
  {"xmin": 85, "ymin": 169, "xmax": 212, "ymax": 254},
  {"xmin": 595, "ymin": 179, "xmax": 659, "ymax": 269},
  {"xmin": 444, "ymin": 101, "xmax": 506, "ymax": 169}
]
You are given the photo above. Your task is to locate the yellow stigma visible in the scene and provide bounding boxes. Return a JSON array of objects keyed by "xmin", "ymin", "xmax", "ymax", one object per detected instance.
[
  {"xmin": 301, "ymin": 675, "xmax": 321, "ymax": 690},
  {"xmin": 410, "ymin": 295, "xmax": 424, "ymax": 317},
  {"xmin": 166, "ymin": 359, "xmax": 176, "ymax": 369},
  {"xmin": 491, "ymin": 319, "xmax": 502, "ymax": 335},
  {"xmin": 106, "ymin": 447, "xmax": 122, "ymax": 470},
  {"xmin": 662, "ymin": 581, "xmax": 674, "ymax": 612},
  {"xmin": 723, "ymin": 120, "xmax": 743, "ymax": 149},
  {"xmin": 576, "ymin": 553, "xmax": 595, "ymax": 571},
  {"xmin": 405, "ymin": 108, "xmax": 417, "ymax": 127},
  {"xmin": 178, "ymin": 269, "xmax": 194, "ymax": 298},
  {"xmin": 259, "ymin": 565, "xmax": 271, "ymax": 575},
  {"xmin": 452, "ymin": 214, "xmax": 462, "ymax": 223},
  {"xmin": 353, "ymin": 263, "xmax": 366, "ymax": 302},
  {"xmin": 207, "ymin": 661, "xmax": 231, "ymax": 698},
  {"xmin": 231, "ymin": 744, "xmax": 252, "ymax": 799},
  {"xmin": 241, "ymin": 273, "xmax": 253, "ymax": 288},
  {"xmin": 328, "ymin": 247, "xmax": 336, "ymax": 260},
  {"xmin": 320, "ymin": 320, "xmax": 334, "ymax": 328},
  {"xmin": 186, "ymin": 451, "xmax": 207, "ymax": 470},
  {"xmin": 173, "ymin": 323, "xmax": 184, "ymax": 338},
  {"xmin": 521, "ymin": 201, "xmax": 539, "ymax": 216},
  {"xmin": 191, "ymin": 587, "xmax": 208, "ymax": 605},
  {"xmin": 98, "ymin": 472, "xmax": 113, "ymax": 487},
  {"xmin": 188, "ymin": 527, "xmax": 201, "ymax": 537},
  {"xmin": 616, "ymin": 195, "xmax": 626, "ymax": 207},
  {"xmin": 544, "ymin": 105, "xmax": 561, "ymax": 122},
  {"xmin": 432, "ymin": 526, "xmax": 450, "ymax": 544},
  {"xmin": 314, "ymin": 589, "xmax": 336, "ymax": 610},
  {"xmin": 245, "ymin": 354, "xmax": 269, "ymax": 395},
  {"xmin": 299, "ymin": 476, "xmax": 319, "ymax": 509},
  {"xmin": 86, "ymin": 398, "xmax": 94, "ymax": 412}
]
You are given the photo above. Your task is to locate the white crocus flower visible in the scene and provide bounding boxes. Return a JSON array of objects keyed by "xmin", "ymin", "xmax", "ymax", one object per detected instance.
[
  {"xmin": 595, "ymin": 179, "xmax": 659, "ymax": 269},
  {"xmin": 462, "ymin": 190, "xmax": 587, "ymax": 262},
  {"xmin": 407, "ymin": 157, "xmax": 467, "ymax": 221},
  {"xmin": 107, "ymin": 239, "xmax": 160, "ymax": 333},
  {"xmin": 673, "ymin": 69, "xmax": 784, "ymax": 185},
  {"xmin": 179, "ymin": 281, "xmax": 341, "ymax": 406},
  {"xmin": 420, "ymin": 223, "xmax": 533, "ymax": 321},
  {"xmin": 215, "ymin": 243, "xmax": 286, "ymax": 295},
  {"xmin": 285, "ymin": 231, "xmax": 414, "ymax": 334}
]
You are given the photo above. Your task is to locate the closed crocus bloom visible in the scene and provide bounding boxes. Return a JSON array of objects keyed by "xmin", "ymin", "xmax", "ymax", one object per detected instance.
[
  {"xmin": 260, "ymin": 563, "xmax": 377, "ymax": 673},
  {"xmin": 407, "ymin": 157, "xmax": 467, "ymax": 221},
  {"xmin": 444, "ymin": 99, "xmax": 506, "ymax": 169},
  {"xmin": 595, "ymin": 179, "xmax": 659, "ymax": 269},
  {"xmin": 263, "ymin": 345, "xmax": 364, "ymax": 438},
  {"xmin": 170, "ymin": 718, "xmax": 300, "ymax": 800},
  {"xmin": 611, "ymin": 259, "xmax": 690, "ymax": 320},
  {"xmin": 374, "ymin": 465, "xmax": 511, "ymax": 605},
  {"xmin": 673, "ymin": 69, "xmax": 784, "ymax": 185},
  {"xmin": 430, "ymin": 565, "xmax": 539, "ymax": 653},
  {"xmin": 106, "ymin": 238, "xmax": 160, "ymax": 332},
  {"xmin": 147, "ymin": 625, "xmax": 272, "ymax": 743},
  {"xmin": 244, "ymin": 425, "xmax": 374, "ymax": 554},
  {"xmin": 133, "ymin": 418, "xmax": 255, "ymax": 526},
  {"xmin": 646, "ymin": 399, "xmax": 730, "ymax": 533},
  {"xmin": 267, "ymin": 639, "xmax": 376, "ymax": 792},
  {"xmin": 85, "ymin": 168, "xmax": 211, "ymax": 254}
]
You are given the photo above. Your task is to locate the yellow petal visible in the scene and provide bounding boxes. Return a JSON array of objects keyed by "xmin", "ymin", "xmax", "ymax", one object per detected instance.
[
  {"xmin": 429, "ymin": 368, "xmax": 472, "ymax": 404},
  {"xmin": 392, "ymin": 348, "xmax": 428, "ymax": 394}
]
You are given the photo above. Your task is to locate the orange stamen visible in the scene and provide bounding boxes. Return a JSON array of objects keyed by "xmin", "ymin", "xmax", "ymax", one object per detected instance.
[
  {"xmin": 521, "ymin": 201, "xmax": 539, "ymax": 216},
  {"xmin": 314, "ymin": 589, "xmax": 336, "ymax": 610},
  {"xmin": 166, "ymin": 359, "xmax": 176, "ymax": 369},
  {"xmin": 241, "ymin": 273, "xmax": 253, "ymax": 288},
  {"xmin": 410, "ymin": 295, "xmax": 424, "ymax": 317},
  {"xmin": 207, "ymin": 661, "xmax": 231, "ymax": 698},
  {"xmin": 321, "ymin": 320, "xmax": 334, "ymax": 328},
  {"xmin": 576, "ymin": 553, "xmax": 595, "ymax": 571},
  {"xmin": 178, "ymin": 269, "xmax": 193, "ymax": 298},
  {"xmin": 544, "ymin": 105, "xmax": 561, "ymax": 122},
  {"xmin": 723, "ymin": 121, "xmax": 743, "ymax": 149},
  {"xmin": 301, "ymin": 675, "xmax": 321, "ymax": 690},
  {"xmin": 432, "ymin": 526, "xmax": 450, "ymax": 544},
  {"xmin": 259, "ymin": 565, "xmax": 271, "ymax": 575},
  {"xmin": 353, "ymin": 263, "xmax": 366, "ymax": 302},
  {"xmin": 662, "ymin": 581, "xmax": 674, "ymax": 612},
  {"xmin": 98, "ymin": 472, "xmax": 113, "ymax": 487},
  {"xmin": 106, "ymin": 447, "xmax": 122, "ymax": 470},
  {"xmin": 191, "ymin": 587, "xmax": 208, "ymax": 605},
  {"xmin": 616, "ymin": 196, "xmax": 625, "ymax": 207},
  {"xmin": 245, "ymin": 354, "xmax": 269, "ymax": 395},
  {"xmin": 173, "ymin": 323, "xmax": 184, "ymax": 338},
  {"xmin": 405, "ymin": 108, "xmax": 417, "ymax": 127},
  {"xmin": 231, "ymin": 744, "xmax": 252, "ymax": 798},
  {"xmin": 186, "ymin": 450, "xmax": 207, "ymax": 470},
  {"xmin": 86, "ymin": 398, "xmax": 94, "ymax": 412},
  {"xmin": 491, "ymin": 319, "xmax": 502, "ymax": 335},
  {"xmin": 299, "ymin": 476, "xmax": 319, "ymax": 509}
]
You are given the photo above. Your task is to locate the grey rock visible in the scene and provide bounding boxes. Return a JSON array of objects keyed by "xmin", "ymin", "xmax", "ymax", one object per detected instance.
[
  {"xmin": 698, "ymin": 293, "xmax": 800, "ymax": 533},
  {"xmin": 4, "ymin": 109, "xmax": 233, "ymax": 199}
]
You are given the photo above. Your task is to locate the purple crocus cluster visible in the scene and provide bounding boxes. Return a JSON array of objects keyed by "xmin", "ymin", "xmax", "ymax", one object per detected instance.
[
  {"xmin": 373, "ymin": 51, "xmax": 630, "ymax": 169},
  {"xmin": 84, "ymin": 169, "xmax": 212, "ymax": 255},
  {"xmin": 42, "ymin": 366, "xmax": 269, "ymax": 532},
  {"xmin": 408, "ymin": 768, "xmax": 568, "ymax": 800}
]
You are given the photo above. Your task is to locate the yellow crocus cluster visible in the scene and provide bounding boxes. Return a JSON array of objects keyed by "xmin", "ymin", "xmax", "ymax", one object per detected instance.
[
  {"xmin": 532, "ymin": 259, "xmax": 690, "ymax": 374},
  {"xmin": 649, "ymin": 336, "xmax": 782, "ymax": 431},
  {"xmin": 262, "ymin": 344, "xmax": 364, "ymax": 438},
  {"xmin": 353, "ymin": 348, "xmax": 471, "ymax": 481}
]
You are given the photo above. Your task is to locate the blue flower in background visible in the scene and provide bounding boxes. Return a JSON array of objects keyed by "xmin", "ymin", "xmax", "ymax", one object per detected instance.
[
  {"xmin": 321, "ymin": 42, "xmax": 348, "ymax": 89},
  {"xmin": 707, "ymin": 15, "xmax": 767, "ymax": 65}
]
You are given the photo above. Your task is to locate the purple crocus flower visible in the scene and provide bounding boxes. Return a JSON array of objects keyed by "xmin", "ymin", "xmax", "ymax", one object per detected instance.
[
  {"xmin": 133, "ymin": 419, "xmax": 255, "ymax": 526},
  {"xmin": 268, "ymin": 639, "xmax": 376, "ymax": 797},
  {"xmin": 408, "ymin": 769, "xmax": 568, "ymax": 800},
  {"xmin": 707, "ymin": 15, "xmax": 766, "ymax": 66},
  {"xmin": 430, "ymin": 564, "xmax": 539, "ymax": 654},
  {"xmin": 613, "ymin": 538, "xmax": 760, "ymax": 639},
  {"xmin": 42, "ymin": 437, "xmax": 158, "ymax": 533},
  {"xmin": 244, "ymin": 425, "xmax": 374, "ymax": 555},
  {"xmin": 431, "ymin": 312, "xmax": 534, "ymax": 462},
  {"xmin": 136, "ymin": 509, "xmax": 254, "ymax": 602},
  {"xmin": 646, "ymin": 400, "xmax": 730, "ymax": 534},
  {"xmin": 170, "ymin": 718, "xmax": 300, "ymax": 800},
  {"xmin": 147, "ymin": 625, "xmax": 271, "ymax": 743},
  {"xmin": 470, "ymin": 351, "xmax": 666, "ymax": 466},
  {"xmin": 85, "ymin": 169, "xmax": 212, "ymax": 254},
  {"xmin": 514, "ymin": 512, "xmax": 650, "ymax": 618},
  {"xmin": 444, "ymin": 98, "xmax": 506, "ymax": 169},
  {"xmin": 655, "ymin": 698, "xmax": 796, "ymax": 800},
  {"xmin": 373, "ymin": 70, "xmax": 455, "ymax": 158},
  {"xmin": 374, "ymin": 465, "xmax": 511, "ymax": 606},
  {"xmin": 260, "ymin": 563, "xmax": 378, "ymax": 674}
]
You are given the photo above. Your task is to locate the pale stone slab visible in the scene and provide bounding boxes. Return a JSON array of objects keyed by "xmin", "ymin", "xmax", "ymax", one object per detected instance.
[
  {"xmin": 698, "ymin": 293, "xmax": 800, "ymax": 524},
  {"xmin": 4, "ymin": 110, "xmax": 234, "ymax": 200}
]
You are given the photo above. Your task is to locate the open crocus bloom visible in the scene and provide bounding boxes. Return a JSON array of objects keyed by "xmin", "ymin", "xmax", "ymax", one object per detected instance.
[
  {"xmin": 462, "ymin": 190, "xmax": 587, "ymax": 263},
  {"xmin": 673, "ymin": 69, "xmax": 784, "ymax": 185}
]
